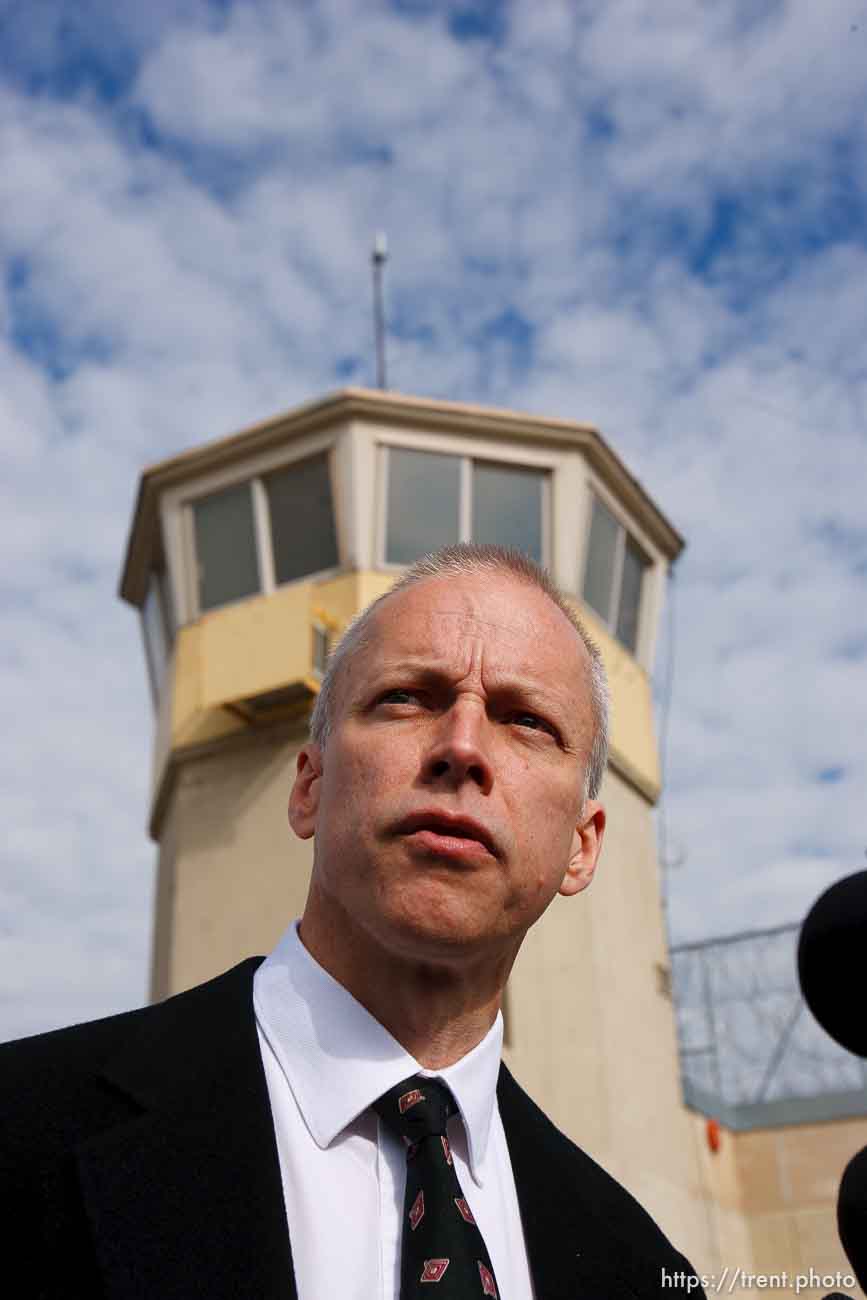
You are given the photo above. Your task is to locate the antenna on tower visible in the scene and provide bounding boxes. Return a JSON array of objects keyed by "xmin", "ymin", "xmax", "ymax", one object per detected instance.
[{"xmin": 371, "ymin": 231, "xmax": 388, "ymax": 390}]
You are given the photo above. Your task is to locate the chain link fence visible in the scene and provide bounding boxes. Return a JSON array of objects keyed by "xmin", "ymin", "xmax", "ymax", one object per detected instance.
[{"xmin": 670, "ymin": 923, "xmax": 867, "ymax": 1129}]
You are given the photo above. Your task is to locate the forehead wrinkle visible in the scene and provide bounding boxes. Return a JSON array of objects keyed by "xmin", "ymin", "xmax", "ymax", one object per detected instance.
[
  {"xmin": 374, "ymin": 606, "xmax": 585, "ymax": 692},
  {"xmin": 373, "ymin": 614, "xmax": 527, "ymax": 667},
  {"xmin": 386, "ymin": 608, "xmax": 543, "ymax": 659},
  {"xmin": 425, "ymin": 606, "xmax": 522, "ymax": 631}
]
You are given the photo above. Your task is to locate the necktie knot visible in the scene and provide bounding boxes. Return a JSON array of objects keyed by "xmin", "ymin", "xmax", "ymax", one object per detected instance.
[{"xmin": 372, "ymin": 1074, "xmax": 456, "ymax": 1145}]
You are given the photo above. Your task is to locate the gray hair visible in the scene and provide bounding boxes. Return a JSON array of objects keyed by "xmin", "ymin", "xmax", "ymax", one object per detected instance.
[{"xmin": 309, "ymin": 544, "xmax": 610, "ymax": 803}]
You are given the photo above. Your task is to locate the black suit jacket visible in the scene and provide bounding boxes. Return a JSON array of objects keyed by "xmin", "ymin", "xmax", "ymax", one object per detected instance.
[{"xmin": 1, "ymin": 958, "xmax": 702, "ymax": 1299}]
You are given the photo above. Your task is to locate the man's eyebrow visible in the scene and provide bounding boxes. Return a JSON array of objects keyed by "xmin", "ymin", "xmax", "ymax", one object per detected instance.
[{"xmin": 367, "ymin": 659, "xmax": 574, "ymax": 717}]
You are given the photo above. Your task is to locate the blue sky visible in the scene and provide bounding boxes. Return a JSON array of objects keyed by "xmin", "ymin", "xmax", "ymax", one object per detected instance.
[{"xmin": 1, "ymin": 0, "xmax": 865, "ymax": 1040}]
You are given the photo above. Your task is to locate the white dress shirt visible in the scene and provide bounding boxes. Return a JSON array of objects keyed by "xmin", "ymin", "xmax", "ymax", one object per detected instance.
[{"xmin": 253, "ymin": 920, "xmax": 536, "ymax": 1300}]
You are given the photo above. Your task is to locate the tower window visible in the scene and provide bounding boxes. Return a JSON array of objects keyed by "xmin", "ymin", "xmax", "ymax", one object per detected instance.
[
  {"xmin": 188, "ymin": 447, "xmax": 340, "ymax": 615},
  {"xmin": 266, "ymin": 452, "xmax": 339, "ymax": 586},
  {"xmin": 141, "ymin": 570, "xmax": 172, "ymax": 705},
  {"xmin": 472, "ymin": 460, "xmax": 543, "ymax": 562},
  {"xmin": 193, "ymin": 482, "xmax": 260, "ymax": 613},
  {"xmin": 582, "ymin": 494, "xmax": 649, "ymax": 654},
  {"xmin": 384, "ymin": 446, "xmax": 546, "ymax": 566},
  {"xmin": 385, "ymin": 447, "xmax": 461, "ymax": 564}
]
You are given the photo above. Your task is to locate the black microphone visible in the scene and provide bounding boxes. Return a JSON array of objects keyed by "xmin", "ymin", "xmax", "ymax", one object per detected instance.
[
  {"xmin": 797, "ymin": 871, "xmax": 867, "ymax": 1057},
  {"xmin": 838, "ymin": 1144, "xmax": 867, "ymax": 1291}
]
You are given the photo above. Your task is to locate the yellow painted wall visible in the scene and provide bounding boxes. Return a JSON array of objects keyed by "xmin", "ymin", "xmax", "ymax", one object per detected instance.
[
  {"xmin": 199, "ymin": 581, "xmax": 312, "ymax": 709},
  {"xmin": 577, "ymin": 602, "xmax": 662, "ymax": 801}
]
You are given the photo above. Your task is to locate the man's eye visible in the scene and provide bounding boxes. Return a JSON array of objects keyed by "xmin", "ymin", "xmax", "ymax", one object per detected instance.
[
  {"xmin": 380, "ymin": 689, "xmax": 417, "ymax": 705},
  {"xmin": 511, "ymin": 713, "xmax": 555, "ymax": 736}
]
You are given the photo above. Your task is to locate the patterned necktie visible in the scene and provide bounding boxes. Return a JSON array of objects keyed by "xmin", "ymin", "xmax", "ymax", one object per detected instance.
[{"xmin": 372, "ymin": 1074, "xmax": 500, "ymax": 1298}]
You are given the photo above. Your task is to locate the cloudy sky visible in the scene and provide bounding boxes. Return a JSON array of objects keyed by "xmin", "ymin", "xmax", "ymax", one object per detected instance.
[{"xmin": 1, "ymin": 0, "xmax": 865, "ymax": 1043}]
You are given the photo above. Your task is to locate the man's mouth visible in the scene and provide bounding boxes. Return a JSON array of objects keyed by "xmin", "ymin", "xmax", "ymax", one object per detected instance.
[{"xmin": 394, "ymin": 810, "xmax": 498, "ymax": 858}]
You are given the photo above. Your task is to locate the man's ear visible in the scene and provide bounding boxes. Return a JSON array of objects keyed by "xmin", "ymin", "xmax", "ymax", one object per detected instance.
[
  {"xmin": 559, "ymin": 799, "xmax": 606, "ymax": 898},
  {"xmin": 288, "ymin": 743, "xmax": 323, "ymax": 840}
]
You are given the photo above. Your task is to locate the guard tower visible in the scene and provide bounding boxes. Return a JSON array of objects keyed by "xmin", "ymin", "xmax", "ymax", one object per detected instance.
[{"xmin": 120, "ymin": 387, "xmax": 719, "ymax": 1256}]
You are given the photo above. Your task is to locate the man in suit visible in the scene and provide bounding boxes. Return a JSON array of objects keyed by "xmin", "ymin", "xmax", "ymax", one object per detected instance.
[{"xmin": 1, "ymin": 544, "xmax": 703, "ymax": 1298}]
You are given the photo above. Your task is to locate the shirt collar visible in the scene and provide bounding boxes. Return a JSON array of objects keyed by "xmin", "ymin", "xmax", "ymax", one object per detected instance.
[{"xmin": 253, "ymin": 920, "xmax": 502, "ymax": 1186}]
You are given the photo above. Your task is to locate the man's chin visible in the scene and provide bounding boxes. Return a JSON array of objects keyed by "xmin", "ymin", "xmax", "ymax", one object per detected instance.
[{"xmin": 375, "ymin": 898, "xmax": 504, "ymax": 964}]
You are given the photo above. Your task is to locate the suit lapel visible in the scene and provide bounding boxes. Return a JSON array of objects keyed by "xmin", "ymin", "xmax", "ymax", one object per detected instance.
[
  {"xmin": 498, "ymin": 1063, "xmax": 640, "ymax": 1300},
  {"xmin": 76, "ymin": 958, "xmax": 297, "ymax": 1300}
]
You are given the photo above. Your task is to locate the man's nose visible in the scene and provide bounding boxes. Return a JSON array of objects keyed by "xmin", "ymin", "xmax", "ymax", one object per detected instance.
[{"xmin": 420, "ymin": 698, "xmax": 494, "ymax": 794}]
